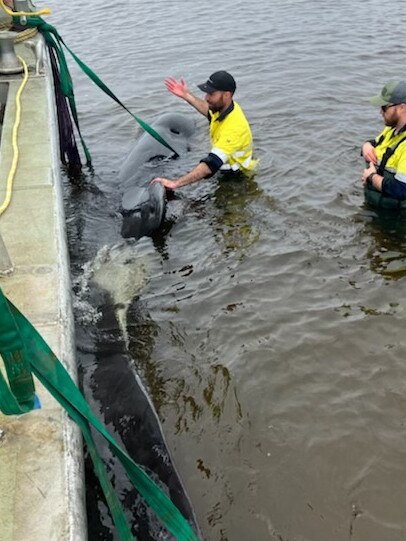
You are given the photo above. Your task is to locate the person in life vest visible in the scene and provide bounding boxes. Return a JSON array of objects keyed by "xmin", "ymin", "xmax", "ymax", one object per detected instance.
[
  {"xmin": 151, "ymin": 71, "xmax": 257, "ymax": 190},
  {"xmin": 361, "ymin": 80, "xmax": 406, "ymax": 199}
]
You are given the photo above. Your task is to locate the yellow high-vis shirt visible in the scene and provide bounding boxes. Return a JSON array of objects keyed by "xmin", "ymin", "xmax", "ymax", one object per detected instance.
[
  {"xmin": 208, "ymin": 101, "xmax": 257, "ymax": 173},
  {"xmin": 375, "ymin": 126, "xmax": 406, "ymax": 183}
]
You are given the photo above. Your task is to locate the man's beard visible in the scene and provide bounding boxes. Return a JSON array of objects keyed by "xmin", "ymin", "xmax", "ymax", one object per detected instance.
[
  {"xmin": 384, "ymin": 115, "xmax": 398, "ymax": 128},
  {"xmin": 208, "ymin": 96, "xmax": 226, "ymax": 114},
  {"xmin": 209, "ymin": 104, "xmax": 222, "ymax": 113}
]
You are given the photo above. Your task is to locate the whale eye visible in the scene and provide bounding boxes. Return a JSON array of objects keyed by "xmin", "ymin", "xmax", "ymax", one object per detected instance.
[
  {"xmin": 148, "ymin": 154, "xmax": 166, "ymax": 163},
  {"xmin": 149, "ymin": 205, "xmax": 155, "ymax": 214},
  {"xmin": 170, "ymin": 128, "xmax": 180, "ymax": 135}
]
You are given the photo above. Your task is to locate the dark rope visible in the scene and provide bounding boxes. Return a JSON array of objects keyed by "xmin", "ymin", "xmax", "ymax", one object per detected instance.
[{"xmin": 48, "ymin": 45, "xmax": 82, "ymax": 173}]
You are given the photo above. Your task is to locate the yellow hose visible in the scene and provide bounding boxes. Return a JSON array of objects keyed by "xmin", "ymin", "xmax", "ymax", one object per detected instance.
[
  {"xmin": 0, "ymin": 55, "xmax": 28, "ymax": 217},
  {"xmin": 0, "ymin": 0, "xmax": 51, "ymax": 17}
]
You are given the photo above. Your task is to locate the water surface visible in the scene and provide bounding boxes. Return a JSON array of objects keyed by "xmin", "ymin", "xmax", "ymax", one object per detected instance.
[{"xmin": 53, "ymin": 1, "xmax": 406, "ymax": 539}]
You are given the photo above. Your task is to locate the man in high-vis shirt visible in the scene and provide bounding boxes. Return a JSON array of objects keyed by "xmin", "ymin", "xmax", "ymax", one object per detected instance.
[
  {"xmin": 361, "ymin": 80, "xmax": 406, "ymax": 199},
  {"xmin": 151, "ymin": 71, "xmax": 256, "ymax": 190}
]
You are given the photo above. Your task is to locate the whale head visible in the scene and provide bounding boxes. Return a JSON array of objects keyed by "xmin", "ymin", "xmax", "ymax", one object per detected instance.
[{"xmin": 120, "ymin": 182, "xmax": 166, "ymax": 239}]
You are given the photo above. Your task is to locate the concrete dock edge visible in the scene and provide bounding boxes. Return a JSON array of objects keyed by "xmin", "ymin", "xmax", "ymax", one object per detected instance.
[{"xmin": 0, "ymin": 39, "xmax": 87, "ymax": 540}]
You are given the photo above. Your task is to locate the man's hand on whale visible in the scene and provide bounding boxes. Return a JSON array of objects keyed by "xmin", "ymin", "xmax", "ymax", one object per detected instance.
[{"xmin": 151, "ymin": 162, "xmax": 212, "ymax": 190}]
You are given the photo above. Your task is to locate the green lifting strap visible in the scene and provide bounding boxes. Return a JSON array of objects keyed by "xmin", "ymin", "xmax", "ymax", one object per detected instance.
[
  {"xmin": 0, "ymin": 288, "xmax": 199, "ymax": 541},
  {"xmin": 45, "ymin": 31, "xmax": 92, "ymax": 166},
  {"xmin": 0, "ymin": 291, "xmax": 37, "ymax": 414},
  {"xmin": 21, "ymin": 17, "xmax": 93, "ymax": 166},
  {"xmin": 0, "ymin": 290, "xmax": 134, "ymax": 540},
  {"xmin": 16, "ymin": 16, "xmax": 180, "ymax": 159}
]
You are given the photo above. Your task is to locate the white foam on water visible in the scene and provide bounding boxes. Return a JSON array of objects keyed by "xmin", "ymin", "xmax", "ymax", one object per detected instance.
[
  {"xmin": 72, "ymin": 237, "xmax": 162, "ymax": 335},
  {"xmin": 90, "ymin": 238, "xmax": 162, "ymax": 345}
]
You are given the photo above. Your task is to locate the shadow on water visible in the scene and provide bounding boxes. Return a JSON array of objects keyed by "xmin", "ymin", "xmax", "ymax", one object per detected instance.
[
  {"xmin": 125, "ymin": 175, "xmax": 258, "ymax": 430},
  {"xmin": 212, "ymin": 173, "xmax": 262, "ymax": 254},
  {"xmin": 191, "ymin": 173, "xmax": 274, "ymax": 257},
  {"xmin": 127, "ymin": 308, "xmax": 244, "ymax": 433},
  {"xmin": 361, "ymin": 203, "xmax": 406, "ymax": 279}
]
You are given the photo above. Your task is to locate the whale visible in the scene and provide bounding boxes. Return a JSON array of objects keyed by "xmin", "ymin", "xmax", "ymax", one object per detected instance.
[
  {"xmin": 75, "ymin": 241, "xmax": 202, "ymax": 539},
  {"xmin": 71, "ymin": 114, "xmax": 199, "ymax": 537},
  {"xmin": 119, "ymin": 112, "xmax": 196, "ymax": 239}
]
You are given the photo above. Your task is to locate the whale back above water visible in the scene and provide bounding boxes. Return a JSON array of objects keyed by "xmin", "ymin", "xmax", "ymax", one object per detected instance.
[
  {"xmin": 119, "ymin": 112, "xmax": 196, "ymax": 187},
  {"xmin": 118, "ymin": 112, "xmax": 195, "ymax": 239}
]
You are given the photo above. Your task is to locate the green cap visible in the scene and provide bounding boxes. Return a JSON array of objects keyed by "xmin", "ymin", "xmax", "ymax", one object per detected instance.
[{"xmin": 370, "ymin": 80, "xmax": 406, "ymax": 106}]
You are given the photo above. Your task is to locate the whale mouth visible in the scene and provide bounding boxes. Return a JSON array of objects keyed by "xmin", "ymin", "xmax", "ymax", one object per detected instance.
[
  {"xmin": 121, "ymin": 205, "xmax": 157, "ymax": 218},
  {"xmin": 121, "ymin": 207, "xmax": 140, "ymax": 217}
]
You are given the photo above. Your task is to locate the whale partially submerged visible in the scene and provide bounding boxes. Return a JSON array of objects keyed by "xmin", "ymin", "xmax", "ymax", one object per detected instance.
[
  {"xmin": 74, "ymin": 115, "xmax": 199, "ymax": 537},
  {"xmin": 76, "ymin": 241, "xmax": 202, "ymax": 539},
  {"xmin": 119, "ymin": 112, "xmax": 196, "ymax": 239}
]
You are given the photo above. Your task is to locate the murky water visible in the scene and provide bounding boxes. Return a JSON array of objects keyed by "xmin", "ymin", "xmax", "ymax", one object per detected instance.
[{"xmin": 53, "ymin": 1, "xmax": 406, "ymax": 539}]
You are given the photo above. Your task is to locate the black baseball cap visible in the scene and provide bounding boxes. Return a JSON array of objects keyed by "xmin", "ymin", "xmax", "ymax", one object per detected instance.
[{"xmin": 197, "ymin": 71, "xmax": 236, "ymax": 94}]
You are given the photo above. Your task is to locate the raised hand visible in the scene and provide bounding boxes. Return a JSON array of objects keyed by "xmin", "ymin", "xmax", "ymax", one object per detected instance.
[{"xmin": 164, "ymin": 77, "xmax": 188, "ymax": 99}]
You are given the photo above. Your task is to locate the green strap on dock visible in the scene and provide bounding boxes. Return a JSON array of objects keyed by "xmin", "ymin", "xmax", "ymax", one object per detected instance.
[
  {"xmin": 0, "ymin": 291, "xmax": 37, "ymax": 414},
  {"xmin": 15, "ymin": 16, "xmax": 179, "ymax": 164},
  {"xmin": 0, "ymin": 288, "xmax": 199, "ymax": 541}
]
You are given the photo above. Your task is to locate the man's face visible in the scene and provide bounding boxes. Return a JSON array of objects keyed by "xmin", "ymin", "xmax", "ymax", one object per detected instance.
[
  {"xmin": 205, "ymin": 90, "xmax": 230, "ymax": 113},
  {"xmin": 381, "ymin": 103, "xmax": 401, "ymax": 127}
]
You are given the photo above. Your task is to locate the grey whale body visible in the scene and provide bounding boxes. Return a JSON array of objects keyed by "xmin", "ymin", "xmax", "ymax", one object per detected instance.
[
  {"xmin": 78, "ymin": 287, "xmax": 201, "ymax": 540},
  {"xmin": 119, "ymin": 112, "xmax": 195, "ymax": 239},
  {"xmin": 78, "ymin": 113, "xmax": 201, "ymax": 538}
]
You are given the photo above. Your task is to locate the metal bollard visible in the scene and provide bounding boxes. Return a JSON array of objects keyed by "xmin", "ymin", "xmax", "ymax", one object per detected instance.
[
  {"xmin": 0, "ymin": 31, "xmax": 23, "ymax": 74},
  {"xmin": 0, "ymin": 232, "xmax": 13, "ymax": 275}
]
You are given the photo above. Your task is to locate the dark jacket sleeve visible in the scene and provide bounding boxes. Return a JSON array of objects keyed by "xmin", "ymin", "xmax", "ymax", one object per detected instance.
[{"xmin": 200, "ymin": 152, "xmax": 224, "ymax": 177}]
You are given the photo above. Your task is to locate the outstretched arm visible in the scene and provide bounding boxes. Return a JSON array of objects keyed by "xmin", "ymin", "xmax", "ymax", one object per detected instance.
[
  {"xmin": 151, "ymin": 162, "xmax": 212, "ymax": 190},
  {"xmin": 165, "ymin": 77, "xmax": 209, "ymax": 117}
]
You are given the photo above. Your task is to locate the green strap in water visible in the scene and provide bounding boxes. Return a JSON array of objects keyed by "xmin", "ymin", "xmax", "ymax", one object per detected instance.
[
  {"xmin": 0, "ymin": 288, "xmax": 199, "ymax": 541},
  {"xmin": 17, "ymin": 16, "xmax": 179, "ymax": 161}
]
